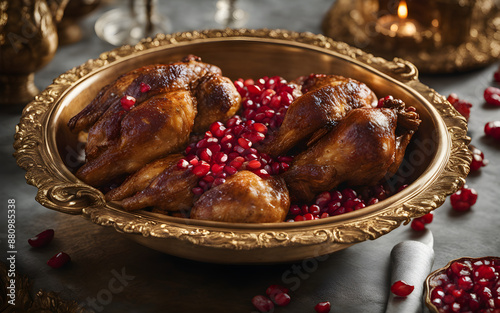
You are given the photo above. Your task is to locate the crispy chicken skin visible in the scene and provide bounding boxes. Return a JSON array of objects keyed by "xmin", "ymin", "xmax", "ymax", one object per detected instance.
[
  {"xmin": 117, "ymin": 159, "xmax": 198, "ymax": 212},
  {"xmin": 70, "ymin": 56, "xmax": 241, "ymax": 187},
  {"xmin": 283, "ymin": 101, "xmax": 421, "ymax": 202},
  {"xmin": 68, "ymin": 56, "xmax": 221, "ymax": 133},
  {"xmin": 105, "ymin": 153, "xmax": 183, "ymax": 202},
  {"xmin": 259, "ymin": 74, "xmax": 377, "ymax": 157},
  {"xmin": 192, "ymin": 73, "xmax": 241, "ymax": 133},
  {"xmin": 190, "ymin": 170, "xmax": 290, "ymax": 223},
  {"xmin": 76, "ymin": 90, "xmax": 197, "ymax": 187}
]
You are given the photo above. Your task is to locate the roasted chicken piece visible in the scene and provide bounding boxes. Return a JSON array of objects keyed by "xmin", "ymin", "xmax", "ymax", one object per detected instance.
[
  {"xmin": 190, "ymin": 170, "xmax": 290, "ymax": 223},
  {"xmin": 115, "ymin": 157, "xmax": 198, "ymax": 213},
  {"xmin": 259, "ymin": 74, "xmax": 377, "ymax": 157},
  {"xmin": 69, "ymin": 56, "xmax": 241, "ymax": 187},
  {"xmin": 283, "ymin": 99, "xmax": 421, "ymax": 202},
  {"xmin": 105, "ymin": 153, "xmax": 183, "ymax": 202}
]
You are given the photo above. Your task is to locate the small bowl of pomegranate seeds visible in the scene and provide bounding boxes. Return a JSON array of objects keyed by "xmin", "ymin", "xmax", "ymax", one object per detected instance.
[
  {"xmin": 15, "ymin": 29, "xmax": 472, "ymax": 263},
  {"xmin": 424, "ymin": 256, "xmax": 500, "ymax": 313}
]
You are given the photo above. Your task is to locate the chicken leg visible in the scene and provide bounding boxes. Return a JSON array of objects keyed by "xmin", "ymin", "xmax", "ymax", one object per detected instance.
[{"xmin": 283, "ymin": 102, "xmax": 421, "ymax": 202}]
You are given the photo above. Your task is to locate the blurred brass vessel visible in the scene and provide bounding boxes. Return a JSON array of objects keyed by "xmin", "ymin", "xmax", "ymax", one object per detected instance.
[{"xmin": 0, "ymin": 0, "xmax": 68, "ymax": 106}]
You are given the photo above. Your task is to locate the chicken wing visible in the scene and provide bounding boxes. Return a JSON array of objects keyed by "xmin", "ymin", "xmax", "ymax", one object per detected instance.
[
  {"xmin": 283, "ymin": 102, "xmax": 421, "ymax": 202},
  {"xmin": 259, "ymin": 74, "xmax": 377, "ymax": 157},
  {"xmin": 190, "ymin": 170, "xmax": 290, "ymax": 223}
]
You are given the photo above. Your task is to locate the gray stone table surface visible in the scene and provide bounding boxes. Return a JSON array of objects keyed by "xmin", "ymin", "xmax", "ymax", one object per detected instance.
[{"xmin": 1, "ymin": 0, "xmax": 499, "ymax": 312}]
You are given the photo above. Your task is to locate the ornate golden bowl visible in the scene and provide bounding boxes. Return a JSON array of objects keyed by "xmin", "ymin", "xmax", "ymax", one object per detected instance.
[
  {"xmin": 424, "ymin": 256, "xmax": 500, "ymax": 312},
  {"xmin": 14, "ymin": 29, "xmax": 471, "ymax": 264}
]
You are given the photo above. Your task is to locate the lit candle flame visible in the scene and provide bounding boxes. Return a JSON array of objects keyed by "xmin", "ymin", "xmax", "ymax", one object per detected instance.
[{"xmin": 397, "ymin": 0, "xmax": 408, "ymax": 19}]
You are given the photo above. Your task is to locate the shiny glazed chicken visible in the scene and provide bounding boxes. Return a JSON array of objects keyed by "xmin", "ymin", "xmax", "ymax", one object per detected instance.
[
  {"xmin": 283, "ymin": 99, "xmax": 421, "ymax": 202},
  {"xmin": 259, "ymin": 74, "xmax": 377, "ymax": 157},
  {"xmin": 190, "ymin": 170, "xmax": 290, "ymax": 223},
  {"xmin": 69, "ymin": 56, "xmax": 241, "ymax": 187},
  {"xmin": 70, "ymin": 59, "xmax": 421, "ymax": 224}
]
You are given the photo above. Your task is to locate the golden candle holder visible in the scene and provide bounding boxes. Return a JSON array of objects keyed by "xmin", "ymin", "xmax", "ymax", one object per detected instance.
[{"xmin": 322, "ymin": 0, "xmax": 500, "ymax": 73}]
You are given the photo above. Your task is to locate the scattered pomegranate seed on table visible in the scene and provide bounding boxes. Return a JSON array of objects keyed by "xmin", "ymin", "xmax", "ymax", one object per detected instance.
[
  {"xmin": 410, "ymin": 212, "xmax": 434, "ymax": 231},
  {"xmin": 468, "ymin": 145, "xmax": 488, "ymax": 172},
  {"xmin": 447, "ymin": 93, "xmax": 472, "ymax": 120},
  {"xmin": 390, "ymin": 280, "xmax": 415, "ymax": 297},
  {"xmin": 47, "ymin": 252, "xmax": 71, "ymax": 268},
  {"xmin": 251, "ymin": 295, "xmax": 274, "ymax": 313},
  {"xmin": 450, "ymin": 186, "xmax": 478, "ymax": 212},
  {"xmin": 484, "ymin": 86, "xmax": 500, "ymax": 106},
  {"xmin": 272, "ymin": 292, "xmax": 291, "ymax": 306},
  {"xmin": 314, "ymin": 301, "xmax": 331, "ymax": 313},
  {"xmin": 28, "ymin": 229, "xmax": 54, "ymax": 248},
  {"xmin": 484, "ymin": 121, "xmax": 500, "ymax": 141}
]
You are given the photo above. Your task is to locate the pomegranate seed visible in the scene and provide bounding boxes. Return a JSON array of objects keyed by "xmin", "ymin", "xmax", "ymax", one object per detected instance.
[
  {"xmin": 294, "ymin": 215, "xmax": 305, "ymax": 222},
  {"xmin": 484, "ymin": 121, "xmax": 500, "ymax": 141},
  {"xmin": 469, "ymin": 145, "xmax": 488, "ymax": 172},
  {"xmin": 199, "ymin": 148, "xmax": 212, "ymax": 162},
  {"xmin": 192, "ymin": 162, "xmax": 210, "ymax": 177},
  {"xmin": 47, "ymin": 252, "xmax": 71, "ymax": 268},
  {"xmin": 447, "ymin": 93, "xmax": 472, "ymax": 120},
  {"xmin": 252, "ymin": 295, "xmax": 274, "ymax": 313},
  {"xmin": 289, "ymin": 205, "xmax": 301, "ymax": 215},
  {"xmin": 309, "ymin": 205, "xmax": 321, "ymax": 215},
  {"xmin": 192, "ymin": 187, "xmax": 204, "ymax": 195},
  {"xmin": 450, "ymin": 186, "xmax": 478, "ymax": 211},
  {"xmin": 420, "ymin": 212, "xmax": 434, "ymax": 224},
  {"xmin": 210, "ymin": 122, "xmax": 226, "ymax": 138},
  {"xmin": 247, "ymin": 160, "xmax": 262, "ymax": 170},
  {"xmin": 266, "ymin": 284, "xmax": 289, "ymax": 297},
  {"xmin": 411, "ymin": 218, "xmax": 426, "ymax": 231},
  {"xmin": 494, "ymin": 69, "xmax": 500, "ymax": 82},
  {"xmin": 28, "ymin": 229, "xmax": 54, "ymax": 248},
  {"xmin": 484, "ymin": 86, "xmax": 500, "ymax": 106},
  {"xmin": 272, "ymin": 292, "xmax": 291, "ymax": 306},
  {"xmin": 120, "ymin": 95, "xmax": 136, "ymax": 110},
  {"xmin": 314, "ymin": 301, "xmax": 331, "ymax": 313},
  {"xmin": 391, "ymin": 280, "xmax": 414, "ymax": 297},
  {"xmin": 474, "ymin": 265, "xmax": 496, "ymax": 280},
  {"xmin": 378, "ymin": 95, "xmax": 393, "ymax": 108},
  {"xmin": 139, "ymin": 82, "xmax": 151, "ymax": 93},
  {"xmin": 247, "ymin": 84, "xmax": 262, "ymax": 95},
  {"xmin": 177, "ymin": 159, "xmax": 189, "ymax": 169}
]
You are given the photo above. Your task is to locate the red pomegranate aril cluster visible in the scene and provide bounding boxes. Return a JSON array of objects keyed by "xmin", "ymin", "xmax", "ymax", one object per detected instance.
[
  {"xmin": 430, "ymin": 258, "xmax": 500, "ymax": 313},
  {"xmin": 450, "ymin": 186, "xmax": 478, "ymax": 211},
  {"xmin": 484, "ymin": 87, "xmax": 500, "ymax": 107},
  {"xmin": 411, "ymin": 212, "xmax": 434, "ymax": 231},
  {"xmin": 287, "ymin": 183, "xmax": 398, "ymax": 222},
  {"xmin": 178, "ymin": 76, "xmax": 299, "ymax": 195},
  {"xmin": 469, "ymin": 145, "xmax": 488, "ymax": 172},
  {"xmin": 484, "ymin": 121, "xmax": 500, "ymax": 141},
  {"xmin": 252, "ymin": 284, "xmax": 291, "ymax": 312},
  {"xmin": 447, "ymin": 93, "xmax": 473, "ymax": 120}
]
